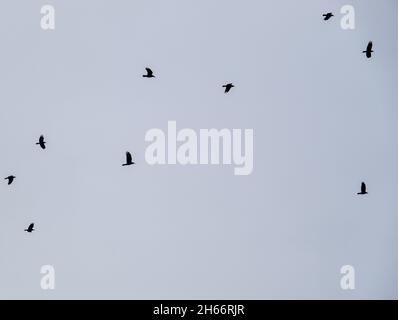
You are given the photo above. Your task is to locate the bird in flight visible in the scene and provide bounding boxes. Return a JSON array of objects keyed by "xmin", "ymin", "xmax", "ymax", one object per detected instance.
[
  {"xmin": 322, "ymin": 13, "xmax": 334, "ymax": 21},
  {"xmin": 143, "ymin": 68, "xmax": 155, "ymax": 78},
  {"xmin": 223, "ymin": 83, "xmax": 235, "ymax": 93},
  {"xmin": 357, "ymin": 182, "xmax": 368, "ymax": 195},
  {"xmin": 363, "ymin": 41, "xmax": 373, "ymax": 58},
  {"xmin": 36, "ymin": 135, "xmax": 46, "ymax": 149},
  {"xmin": 24, "ymin": 223, "xmax": 35, "ymax": 233},
  {"xmin": 4, "ymin": 175, "xmax": 16, "ymax": 185},
  {"xmin": 122, "ymin": 152, "xmax": 135, "ymax": 166}
]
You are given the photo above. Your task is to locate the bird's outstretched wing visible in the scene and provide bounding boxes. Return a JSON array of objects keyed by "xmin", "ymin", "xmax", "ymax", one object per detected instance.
[
  {"xmin": 361, "ymin": 182, "xmax": 366, "ymax": 193},
  {"xmin": 29, "ymin": 223, "xmax": 34, "ymax": 230},
  {"xmin": 367, "ymin": 42, "xmax": 373, "ymax": 51},
  {"xmin": 146, "ymin": 68, "xmax": 153, "ymax": 76},
  {"xmin": 39, "ymin": 135, "xmax": 44, "ymax": 143},
  {"xmin": 126, "ymin": 152, "xmax": 132, "ymax": 163}
]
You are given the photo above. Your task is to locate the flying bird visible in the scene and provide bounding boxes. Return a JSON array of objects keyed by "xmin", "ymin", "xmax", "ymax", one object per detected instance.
[
  {"xmin": 36, "ymin": 135, "xmax": 46, "ymax": 149},
  {"xmin": 222, "ymin": 83, "xmax": 235, "ymax": 93},
  {"xmin": 322, "ymin": 13, "xmax": 334, "ymax": 21},
  {"xmin": 4, "ymin": 175, "xmax": 16, "ymax": 185},
  {"xmin": 24, "ymin": 223, "xmax": 35, "ymax": 233},
  {"xmin": 143, "ymin": 68, "xmax": 155, "ymax": 78},
  {"xmin": 357, "ymin": 182, "xmax": 368, "ymax": 195},
  {"xmin": 122, "ymin": 152, "xmax": 135, "ymax": 166},
  {"xmin": 363, "ymin": 41, "xmax": 373, "ymax": 58}
]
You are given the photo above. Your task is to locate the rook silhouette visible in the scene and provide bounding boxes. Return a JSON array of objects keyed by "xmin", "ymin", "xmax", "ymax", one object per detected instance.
[
  {"xmin": 122, "ymin": 152, "xmax": 135, "ymax": 166},
  {"xmin": 36, "ymin": 135, "xmax": 46, "ymax": 149},
  {"xmin": 357, "ymin": 182, "xmax": 368, "ymax": 195},
  {"xmin": 222, "ymin": 83, "xmax": 234, "ymax": 93},
  {"xmin": 363, "ymin": 41, "xmax": 373, "ymax": 58},
  {"xmin": 143, "ymin": 68, "xmax": 155, "ymax": 78},
  {"xmin": 24, "ymin": 223, "xmax": 35, "ymax": 233},
  {"xmin": 4, "ymin": 175, "xmax": 16, "ymax": 185},
  {"xmin": 322, "ymin": 13, "xmax": 334, "ymax": 21}
]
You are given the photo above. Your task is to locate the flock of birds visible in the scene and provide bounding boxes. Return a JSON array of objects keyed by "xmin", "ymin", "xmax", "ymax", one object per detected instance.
[
  {"xmin": 323, "ymin": 12, "xmax": 374, "ymax": 57},
  {"xmin": 322, "ymin": 11, "xmax": 372, "ymax": 198},
  {"xmin": 4, "ymin": 12, "xmax": 371, "ymax": 234}
]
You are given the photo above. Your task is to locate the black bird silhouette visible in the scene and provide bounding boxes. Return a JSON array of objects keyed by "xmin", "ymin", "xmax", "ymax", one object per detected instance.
[
  {"xmin": 143, "ymin": 68, "xmax": 155, "ymax": 78},
  {"xmin": 323, "ymin": 13, "xmax": 334, "ymax": 21},
  {"xmin": 24, "ymin": 223, "xmax": 35, "ymax": 233},
  {"xmin": 122, "ymin": 152, "xmax": 135, "ymax": 166},
  {"xmin": 357, "ymin": 182, "xmax": 368, "ymax": 195},
  {"xmin": 363, "ymin": 41, "xmax": 373, "ymax": 58},
  {"xmin": 223, "ymin": 83, "xmax": 234, "ymax": 93},
  {"xmin": 36, "ymin": 135, "xmax": 46, "ymax": 149},
  {"xmin": 4, "ymin": 175, "xmax": 16, "ymax": 185}
]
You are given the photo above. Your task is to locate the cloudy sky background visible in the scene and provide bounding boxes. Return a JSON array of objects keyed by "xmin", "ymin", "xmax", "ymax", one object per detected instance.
[{"xmin": 0, "ymin": 0, "xmax": 397, "ymax": 299}]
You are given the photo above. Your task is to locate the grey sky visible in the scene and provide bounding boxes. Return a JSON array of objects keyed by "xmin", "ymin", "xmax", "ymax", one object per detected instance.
[{"xmin": 0, "ymin": 0, "xmax": 397, "ymax": 299}]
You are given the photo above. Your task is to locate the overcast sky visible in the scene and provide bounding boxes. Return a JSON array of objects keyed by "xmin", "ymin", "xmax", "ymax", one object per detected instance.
[{"xmin": 0, "ymin": 0, "xmax": 397, "ymax": 299}]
